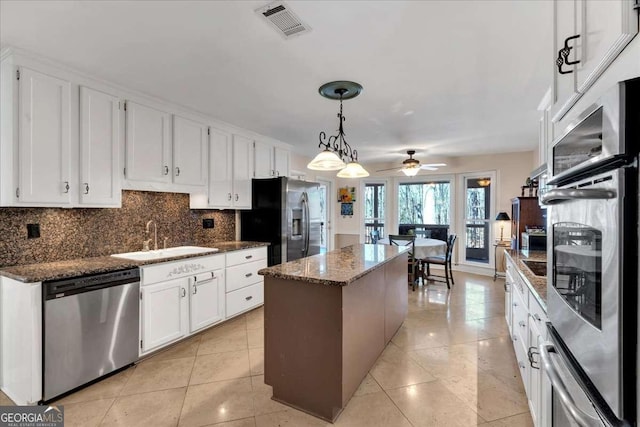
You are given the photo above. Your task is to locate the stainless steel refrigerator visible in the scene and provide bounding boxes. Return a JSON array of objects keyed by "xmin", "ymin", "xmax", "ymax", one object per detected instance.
[{"xmin": 240, "ymin": 177, "xmax": 321, "ymax": 266}]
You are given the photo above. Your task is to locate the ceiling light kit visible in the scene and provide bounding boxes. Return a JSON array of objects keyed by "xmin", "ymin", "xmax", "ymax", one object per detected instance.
[
  {"xmin": 376, "ymin": 150, "xmax": 446, "ymax": 177},
  {"xmin": 307, "ymin": 81, "xmax": 369, "ymax": 178}
]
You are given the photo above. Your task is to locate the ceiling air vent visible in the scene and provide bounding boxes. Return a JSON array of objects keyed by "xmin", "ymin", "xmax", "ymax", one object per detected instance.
[{"xmin": 255, "ymin": 2, "xmax": 311, "ymax": 39}]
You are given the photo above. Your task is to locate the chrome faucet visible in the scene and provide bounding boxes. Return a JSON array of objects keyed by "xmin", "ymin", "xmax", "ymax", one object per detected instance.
[{"xmin": 145, "ymin": 220, "xmax": 158, "ymax": 251}]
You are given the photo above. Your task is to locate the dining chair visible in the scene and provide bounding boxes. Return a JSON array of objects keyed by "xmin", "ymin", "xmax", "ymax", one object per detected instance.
[
  {"xmin": 422, "ymin": 234, "xmax": 457, "ymax": 289},
  {"xmin": 370, "ymin": 229, "xmax": 381, "ymax": 244},
  {"xmin": 388, "ymin": 234, "xmax": 418, "ymax": 291}
]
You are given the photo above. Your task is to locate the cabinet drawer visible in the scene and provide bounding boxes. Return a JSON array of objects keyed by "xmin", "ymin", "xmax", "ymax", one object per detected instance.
[
  {"xmin": 226, "ymin": 247, "xmax": 267, "ymax": 267},
  {"xmin": 513, "ymin": 332, "xmax": 529, "ymax": 394},
  {"xmin": 512, "ymin": 287, "xmax": 529, "ymax": 345},
  {"xmin": 226, "ymin": 259, "xmax": 267, "ymax": 293},
  {"xmin": 226, "ymin": 282, "xmax": 264, "ymax": 318},
  {"xmin": 141, "ymin": 254, "xmax": 224, "ymax": 285},
  {"xmin": 529, "ymin": 293, "xmax": 548, "ymax": 336}
]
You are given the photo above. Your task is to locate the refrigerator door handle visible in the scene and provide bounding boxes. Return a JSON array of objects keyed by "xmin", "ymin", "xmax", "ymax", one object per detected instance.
[{"xmin": 302, "ymin": 192, "xmax": 310, "ymax": 257}]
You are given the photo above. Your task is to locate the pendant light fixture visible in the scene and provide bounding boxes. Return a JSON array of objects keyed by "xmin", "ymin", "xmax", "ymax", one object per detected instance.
[{"xmin": 307, "ymin": 81, "xmax": 369, "ymax": 178}]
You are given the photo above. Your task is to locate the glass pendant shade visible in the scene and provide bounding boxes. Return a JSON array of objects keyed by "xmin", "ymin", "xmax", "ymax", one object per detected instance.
[
  {"xmin": 401, "ymin": 166, "xmax": 420, "ymax": 177},
  {"xmin": 337, "ymin": 162, "xmax": 370, "ymax": 178},
  {"xmin": 307, "ymin": 149, "xmax": 346, "ymax": 171}
]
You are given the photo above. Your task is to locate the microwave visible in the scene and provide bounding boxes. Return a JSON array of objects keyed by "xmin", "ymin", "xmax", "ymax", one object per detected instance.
[{"xmin": 521, "ymin": 232, "xmax": 546, "ymax": 253}]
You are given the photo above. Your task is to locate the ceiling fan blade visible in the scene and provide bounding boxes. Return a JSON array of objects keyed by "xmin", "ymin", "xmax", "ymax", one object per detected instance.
[
  {"xmin": 421, "ymin": 163, "xmax": 447, "ymax": 167},
  {"xmin": 375, "ymin": 167, "xmax": 403, "ymax": 172},
  {"xmin": 420, "ymin": 166, "xmax": 439, "ymax": 171}
]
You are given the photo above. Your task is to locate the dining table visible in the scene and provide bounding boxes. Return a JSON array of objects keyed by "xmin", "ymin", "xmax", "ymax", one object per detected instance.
[{"xmin": 376, "ymin": 237, "xmax": 447, "ymax": 259}]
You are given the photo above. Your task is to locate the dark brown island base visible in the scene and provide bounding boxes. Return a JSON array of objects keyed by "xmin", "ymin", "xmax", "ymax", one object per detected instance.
[{"xmin": 258, "ymin": 244, "xmax": 409, "ymax": 423}]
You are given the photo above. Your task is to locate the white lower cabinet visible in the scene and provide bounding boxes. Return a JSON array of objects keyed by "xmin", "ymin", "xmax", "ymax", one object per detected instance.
[
  {"xmin": 189, "ymin": 270, "xmax": 225, "ymax": 333},
  {"xmin": 505, "ymin": 255, "xmax": 551, "ymax": 427},
  {"xmin": 225, "ymin": 247, "xmax": 267, "ymax": 318},
  {"xmin": 141, "ymin": 278, "xmax": 189, "ymax": 353}
]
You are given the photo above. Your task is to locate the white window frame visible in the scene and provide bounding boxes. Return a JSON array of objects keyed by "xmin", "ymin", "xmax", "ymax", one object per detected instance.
[{"xmin": 360, "ymin": 178, "xmax": 390, "ymax": 243}]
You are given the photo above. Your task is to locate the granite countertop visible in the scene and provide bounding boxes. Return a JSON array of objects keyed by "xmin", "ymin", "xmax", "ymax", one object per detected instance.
[
  {"xmin": 504, "ymin": 249, "xmax": 547, "ymax": 310},
  {"xmin": 258, "ymin": 244, "xmax": 408, "ymax": 286},
  {"xmin": 0, "ymin": 241, "xmax": 268, "ymax": 283}
]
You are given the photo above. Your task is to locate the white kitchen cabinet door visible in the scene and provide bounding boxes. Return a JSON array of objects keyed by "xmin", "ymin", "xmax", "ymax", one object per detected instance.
[
  {"xmin": 189, "ymin": 269, "xmax": 225, "ymax": 333},
  {"xmin": 17, "ymin": 67, "xmax": 71, "ymax": 204},
  {"xmin": 274, "ymin": 146, "xmax": 290, "ymax": 177},
  {"xmin": 576, "ymin": 0, "xmax": 638, "ymax": 92},
  {"xmin": 208, "ymin": 127, "xmax": 233, "ymax": 208},
  {"xmin": 551, "ymin": 0, "xmax": 580, "ymax": 121},
  {"xmin": 232, "ymin": 134, "xmax": 253, "ymax": 209},
  {"xmin": 527, "ymin": 314, "xmax": 544, "ymax": 427},
  {"xmin": 253, "ymin": 140, "xmax": 274, "ymax": 178},
  {"xmin": 79, "ymin": 86, "xmax": 121, "ymax": 207},
  {"xmin": 125, "ymin": 101, "xmax": 171, "ymax": 184},
  {"xmin": 141, "ymin": 278, "xmax": 189, "ymax": 353},
  {"xmin": 173, "ymin": 115, "xmax": 207, "ymax": 186}
]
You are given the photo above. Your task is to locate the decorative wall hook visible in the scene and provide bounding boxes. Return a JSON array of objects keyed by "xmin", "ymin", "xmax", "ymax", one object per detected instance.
[{"xmin": 556, "ymin": 34, "xmax": 581, "ymax": 75}]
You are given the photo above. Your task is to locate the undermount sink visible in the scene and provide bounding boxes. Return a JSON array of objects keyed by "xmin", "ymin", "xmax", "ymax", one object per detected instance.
[
  {"xmin": 522, "ymin": 260, "xmax": 547, "ymax": 277},
  {"xmin": 111, "ymin": 246, "xmax": 218, "ymax": 261}
]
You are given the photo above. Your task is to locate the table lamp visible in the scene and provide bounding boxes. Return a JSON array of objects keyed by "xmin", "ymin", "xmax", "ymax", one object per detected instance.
[{"xmin": 495, "ymin": 212, "xmax": 511, "ymax": 242}]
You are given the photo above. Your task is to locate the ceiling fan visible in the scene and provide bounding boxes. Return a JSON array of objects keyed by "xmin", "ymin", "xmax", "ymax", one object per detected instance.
[{"xmin": 376, "ymin": 150, "xmax": 446, "ymax": 176}]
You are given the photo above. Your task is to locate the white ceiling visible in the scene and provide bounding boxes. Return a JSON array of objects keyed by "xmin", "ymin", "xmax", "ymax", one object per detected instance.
[{"xmin": 0, "ymin": 0, "xmax": 553, "ymax": 165}]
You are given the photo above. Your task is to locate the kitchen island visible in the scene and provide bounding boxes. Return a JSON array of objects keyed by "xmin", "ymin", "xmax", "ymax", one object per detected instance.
[{"xmin": 258, "ymin": 244, "xmax": 408, "ymax": 422}]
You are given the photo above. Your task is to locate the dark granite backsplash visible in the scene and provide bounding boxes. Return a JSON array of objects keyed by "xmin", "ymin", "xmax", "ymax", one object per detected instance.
[{"xmin": 0, "ymin": 191, "xmax": 235, "ymax": 267}]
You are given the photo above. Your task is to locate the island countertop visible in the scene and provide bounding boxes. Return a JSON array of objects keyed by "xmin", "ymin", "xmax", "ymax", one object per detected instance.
[{"xmin": 258, "ymin": 243, "xmax": 408, "ymax": 286}]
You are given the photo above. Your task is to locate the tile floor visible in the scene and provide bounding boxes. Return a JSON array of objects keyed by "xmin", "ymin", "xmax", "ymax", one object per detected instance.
[{"xmin": 0, "ymin": 272, "xmax": 533, "ymax": 426}]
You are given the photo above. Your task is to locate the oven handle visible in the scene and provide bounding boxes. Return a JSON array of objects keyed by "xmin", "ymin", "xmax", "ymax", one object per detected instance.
[
  {"xmin": 539, "ymin": 342, "xmax": 602, "ymax": 427},
  {"xmin": 540, "ymin": 188, "xmax": 616, "ymax": 205}
]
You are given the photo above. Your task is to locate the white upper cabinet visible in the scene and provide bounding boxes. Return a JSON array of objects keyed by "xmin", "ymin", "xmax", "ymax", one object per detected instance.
[
  {"xmin": 79, "ymin": 86, "xmax": 121, "ymax": 207},
  {"xmin": 17, "ymin": 67, "xmax": 71, "ymax": 205},
  {"xmin": 172, "ymin": 115, "xmax": 207, "ymax": 186},
  {"xmin": 124, "ymin": 101, "xmax": 172, "ymax": 185},
  {"xmin": 233, "ymin": 134, "xmax": 253, "ymax": 209},
  {"xmin": 253, "ymin": 140, "xmax": 290, "ymax": 178},
  {"xmin": 551, "ymin": 0, "xmax": 638, "ymax": 121},
  {"xmin": 208, "ymin": 127, "xmax": 233, "ymax": 208}
]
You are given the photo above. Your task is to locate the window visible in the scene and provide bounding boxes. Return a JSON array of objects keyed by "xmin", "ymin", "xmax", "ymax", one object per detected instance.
[
  {"xmin": 364, "ymin": 183, "xmax": 385, "ymax": 243},
  {"xmin": 463, "ymin": 176, "xmax": 492, "ymax": 264},
  {"xmin": 398, "ymin": 181, "xmax": 451, "ymax": 225}
]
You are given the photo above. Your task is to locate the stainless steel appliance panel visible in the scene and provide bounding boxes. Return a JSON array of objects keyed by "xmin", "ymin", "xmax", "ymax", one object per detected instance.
[
  {"xmin": 546, "ymin": 169, "xmax": 623, "ymax": 417},
  {"xmin": 44, "ymin": 280, "xmax": 139, "ymax": 400}
]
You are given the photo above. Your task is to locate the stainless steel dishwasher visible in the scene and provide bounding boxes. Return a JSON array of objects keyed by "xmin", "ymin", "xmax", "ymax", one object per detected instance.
[{"xmin": 43, "ymin": 268, "xmax": 140, "ymax": 401}]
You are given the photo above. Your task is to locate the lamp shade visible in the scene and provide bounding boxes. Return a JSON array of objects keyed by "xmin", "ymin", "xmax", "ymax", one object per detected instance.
[
  {"xmin": 307, "ymin": 149, "xmax": 346, "ymax": 171},
  {"xmin": 336, "ymin": 162, "xmax": 370, "ymax": 178},
  {"xmin": 495, "ymin": 212, "xmax": 510, "ymax": 221},
  {"xmin": 401, "ymin": 166, "xmax": 420, "ymax": 177}
]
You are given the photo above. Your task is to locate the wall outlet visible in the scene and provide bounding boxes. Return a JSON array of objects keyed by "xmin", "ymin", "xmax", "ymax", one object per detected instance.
[
  {"xmin": 27, "ymin": 223, "xmax": 40, "ymax": 238},
  {"xmin": 203, "ymin": 218, "xmax": 214, "ymax": 229}
]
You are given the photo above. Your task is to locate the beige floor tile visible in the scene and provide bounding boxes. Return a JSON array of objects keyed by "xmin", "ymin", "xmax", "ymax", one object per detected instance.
[
  {"xmin": 101, "ymin": 387, "xmax": 186, "ymax": 427},
  {"xmin": 251, "ymin": 375, "xmax": 288, "ymax": 416},
  {"xmin": 333, "ymin": 391, "xmax": 411, "ymax": 427},
  {"xmin": 245, "ymin": 307, "xmax": 264, "ymax": 331},
  {"xmin": 247, "ymin": 329, "xmax": 264, "ymax": 349},
  {"xmin": 203, "ymin": 418, "xmax": 257, "ymax": 427},
  {"xmin": 352, "ymin": 374, "xmax": 382, "ymax": 397},
  {"xmin": 255, "ymin": 409, "xmax": 328, "ymax": 427},
  {"xmin": 179, "ymin": 377, "xmax": 254, "ymax": 426},
  {"xmin": 198, "ymin": 328, "xmax": 248, "ymax": 356},
  {"xmin": 201, "ymin": 316, "xmax": 247, "ymax": 340},
  {"xmin": 151, "ymin": 336, "xmax": 202, "ymax": 362},
  {"xmin": 486, "ymin": 412, "xmax": 534, "ymax": 427},
  {"xmin": 0, "ymin": 390, "xmax": 15, "ymax": 405},
  {"xmin": 62, "ymin": 398, "xmax": 114, "ymax": 427},
  {"xmin": 390, "ymin": 325, "xmax": 447, "ymax": 350},
  {"xmin": 190, "ymin": 350, "xmax": 251, "ymax": 385},
  {"xmin": 370, "ymin": 354, "xmax": 436, "ymax": 390},
  {"xmin": 57, "ymin": 368, "xmax": 134, "ymax": 404},
  {"xmin": 249, "ymin": 347, "xmax": 264, "ymax": 375},
  {"xmin": 409, "ymin": 346, "xmax": 480, "ymax": 380},
  {"xmin": 120, "ymin": 357, "xmax": 194, "ymax": 396},
  {"xmin": 387, "ymin": 381, "xmax": 485, "ymax": 427},
  {"xmin": 473, "ymin": 316, "xmax": 511, "ymax": 339}
]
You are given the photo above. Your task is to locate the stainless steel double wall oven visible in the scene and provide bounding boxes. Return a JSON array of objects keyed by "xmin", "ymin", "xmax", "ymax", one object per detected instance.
[{"xmin": 541, "ymin": 78, "xmax": 639, "ymax": 426}]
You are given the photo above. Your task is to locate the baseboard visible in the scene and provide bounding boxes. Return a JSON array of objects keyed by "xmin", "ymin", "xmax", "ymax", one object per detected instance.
[{"xmin": 427, "ymin": 263, "xmax": 495, "ymax": 278}]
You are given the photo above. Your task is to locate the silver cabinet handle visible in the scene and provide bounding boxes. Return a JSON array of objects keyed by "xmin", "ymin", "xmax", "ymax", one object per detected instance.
[
  {"xmin": 245, "ymin": 255, "xmax": 253, "ymax": 259},
  {"xmin": 534, "ymin": 313, "xmax": 542, "ymax": 322},
  {"xmin": 513, "ymin": 302, "xmax": 518, "ymax": 307},
  {"xmin": 181, "ymin": 287, "xmax": 186, "ymax": 298},
  {"xmin": 518, "ymin": 361, "xmax": 526, "ymax": 370},
  {"xmin": 504, "ymin": 283, "xmax": 509, "ymax": 292},
  {"xmin": 245, "ymin": 295, "xmax": 253, "ymax": 301},
  {"xmin": 83, "ymin": 183, "xmax": 89, "ymax": 194},
  {"xmin": 193, "ymin": 284, "xmax": 197, "ymax": 294},
  {"xmin": 528, "ymin": 346, "xmax": 540, "ymax": 369},
  {"xmin": 539, "ymin": 342, "xmax": 602, "ymax": 426},
  {"xmin": 276, "ymin": 170, "xmax": 280, "ymax": 176},
  {"xmin": 228, "ymin": 193, "xmax": 232, "ymax": 201},
  {"xmin": 540, "ymin": 188, "xmax": 616, "ymax": 205},
  {"xmin": 175, "ymin": 167, "xmax": 180, "ymax": 176},
  {"xmin": 512, "ymin": 335, "xmax": 518, "ymax": 342},
  {"xmin": 63, "ymin": 181, "xmax": 70, "ymax": 193},
  {"xmin": 235, "ymin": 194, "xmax": 239, "ymax": 201},
  {"xmin": 519, "ymin": 320, "xmax": 526, "ymax": 328},
  {"xmin": 245, "ymin": 273, "xmax": 253, "ymax": 278},
  {"xmin": 164, "ymin": 165, "xmax": 169, "ymax": 175}
]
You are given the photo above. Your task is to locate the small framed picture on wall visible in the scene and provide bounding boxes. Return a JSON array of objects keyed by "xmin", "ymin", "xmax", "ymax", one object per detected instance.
[
  {"xmin": 340, "ymin": 202, "xmax": 354, "ymax": 216},
  {"xmin": 338, "ymin": 187, "xmax": 356, "ymax": 203}
]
